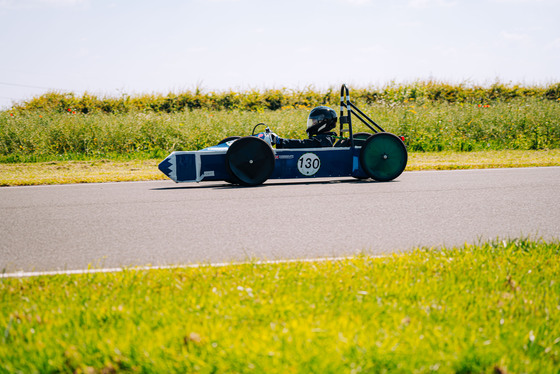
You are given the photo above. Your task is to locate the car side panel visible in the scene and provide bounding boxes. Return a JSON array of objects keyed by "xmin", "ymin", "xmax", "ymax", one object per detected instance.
[
  {"xmin": 159, "ymin": 145, "xmax": 368, "ymax": 183},
  {"xmin": 270, "ymin": 148, "xmax": 356, "ymax": 179}
]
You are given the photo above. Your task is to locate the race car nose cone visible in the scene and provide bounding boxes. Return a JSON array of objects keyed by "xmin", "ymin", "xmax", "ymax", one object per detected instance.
[{"xmin": 158, "ymin": 155, "xmax": 177, "ymax": 181}]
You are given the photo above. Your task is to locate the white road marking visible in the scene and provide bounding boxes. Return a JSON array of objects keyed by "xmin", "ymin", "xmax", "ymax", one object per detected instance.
[{"xmin": 1, "ymin": 255, "xmax": 388, "ymax": 279}]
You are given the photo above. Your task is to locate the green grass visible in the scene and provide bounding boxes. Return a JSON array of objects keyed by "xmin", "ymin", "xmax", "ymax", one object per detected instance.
[
  {"xmin": 2, "ymin": 98, "xmax": 559, "ymax": 163},
  {"xmin": 2, "ymin": 238, "xmax": 559, "ymax": 373},
  {"xmin": 2, "ymin": 80, "xmax": 560, "ymax": 164}
]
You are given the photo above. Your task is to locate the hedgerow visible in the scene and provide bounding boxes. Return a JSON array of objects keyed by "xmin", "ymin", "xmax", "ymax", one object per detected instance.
[
  {"xmin": 1, "ymin": 82, "xmax": 559, "ymax": 162},
  {"xmin": 8, "ymin": 81, "xmax": 560, "ymax": 114}
]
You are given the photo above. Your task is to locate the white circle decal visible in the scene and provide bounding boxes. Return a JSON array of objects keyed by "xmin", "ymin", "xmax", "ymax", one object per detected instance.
[{"xmin": 297, "ymin": 153, "xmax": 321, "ymax": 176}]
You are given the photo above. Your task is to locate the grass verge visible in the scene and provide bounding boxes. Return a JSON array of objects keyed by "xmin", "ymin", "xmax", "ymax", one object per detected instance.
[
  {"xmin": 408, "ymin": 149, "xmax": 560, "ymax": 171},
  {"xmin": 1, "ymin": 238, "xmax": 559, "ymax": 373},
  {"xmin": 3, "ymin": 98, "xmax": 560, "ymax": 160},
  {"xmin": 1, "ymin": 150, "xmax": 559, "ymax": 186},
  {"xmin": 0, "ymin": 159, "xmax": 167, "ymax": 186}
]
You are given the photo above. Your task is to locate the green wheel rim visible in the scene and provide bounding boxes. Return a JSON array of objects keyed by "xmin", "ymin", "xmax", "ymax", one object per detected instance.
[{"xmin": 359, "ymin": 133, "xmax": 407, "ymax": 182}]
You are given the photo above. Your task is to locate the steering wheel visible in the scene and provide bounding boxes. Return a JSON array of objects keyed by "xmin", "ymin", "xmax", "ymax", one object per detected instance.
[{"xmin": 251, "ymin": 123, "xmax": 272, "ymax": 135}]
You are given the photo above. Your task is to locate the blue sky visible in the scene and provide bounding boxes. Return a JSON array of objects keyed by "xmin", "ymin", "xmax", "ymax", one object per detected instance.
[{"xmin": 1, "ymin": 0, "xmax": 559, "ymax": 108}]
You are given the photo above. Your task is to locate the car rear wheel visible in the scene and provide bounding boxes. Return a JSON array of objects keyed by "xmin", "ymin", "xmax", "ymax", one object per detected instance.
[
  {"xmin": 225, "ymin": 137, "xmax": 275, "ymax": 186},
  {"xmin": 359, "ymin": 133, "xmax": 407, "ymax": 182}
]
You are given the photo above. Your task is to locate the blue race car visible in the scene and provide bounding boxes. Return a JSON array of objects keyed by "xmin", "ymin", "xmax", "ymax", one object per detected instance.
[{"xmin": 158, "ymin": 85, "xmax": 408, "ymax": 186}]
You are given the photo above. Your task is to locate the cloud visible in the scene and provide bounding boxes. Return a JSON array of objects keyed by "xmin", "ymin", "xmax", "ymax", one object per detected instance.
[
  {"xmin": 0, "ymin": 0, "xmax": 86, "ymax": 9},
  {"xmin": 407, "ymin": 0, "xmax": 456, "ymax": 8},
  {"xmin": 492, "ymin": 0, "xmax": 550, "ymax": 3},
  {"xmin": 500, "ymin": 31, "xmax": 531, "ymax": 44},
  {"xmin": 546, "ymin": 38, "xmax": 560, "ymax": 49},
  {"xmin": 337, "ymin": 0, "xmax": 372, "ymax": 5},
  {"xmin": 40, "ymin": 0, "xmax": 86, "ymax": 5}
]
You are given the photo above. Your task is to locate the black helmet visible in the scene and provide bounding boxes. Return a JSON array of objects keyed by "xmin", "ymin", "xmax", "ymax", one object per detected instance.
[{"xmin": 306, "ymin": 106, "xmax": 337, "ymax": 136}]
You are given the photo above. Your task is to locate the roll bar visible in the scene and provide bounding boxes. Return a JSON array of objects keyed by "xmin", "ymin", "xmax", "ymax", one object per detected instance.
[{"xmin": 339, "ymin": 84, "xmax": 385, "ymax": 147}]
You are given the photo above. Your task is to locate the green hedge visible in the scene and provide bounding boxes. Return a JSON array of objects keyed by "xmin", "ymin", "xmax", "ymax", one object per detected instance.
[
  {"xmin": 8, "ymin": 82, "xmax": 560, "ymax": 114},
  {"xmin": 2, "ymin": 96, "xmax": 559, "ymax": 162}
]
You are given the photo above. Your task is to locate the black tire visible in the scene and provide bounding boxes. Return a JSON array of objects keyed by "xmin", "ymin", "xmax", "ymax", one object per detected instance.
[
  {"xmin": 225, "ymin": 137, "xmax": 275, "ymax": 186},
  {"xmin": 219, "ymin": 137, "xmax": 242, "ymax": 184},
  {"xmin": 349, "ymin": 132, "xmax": 374, "ymax": 179},
  {"xmin": 218, "ymin": 136, "xmax": 241, "ymax": 145},
  {"xmin": 334, "ymin": 132, "xmax": 372, "ymax": 147},
  {"xmin": 359, "ymin": 133, "xmax": 407, "ymax": 182}
]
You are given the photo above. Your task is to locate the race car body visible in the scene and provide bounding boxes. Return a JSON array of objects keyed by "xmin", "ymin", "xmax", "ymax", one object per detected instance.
[
  {"xmin": 158, "ymin": 85, "xmax": 408, "ymax": 186},
  {"xmin": 158, "ymin": 141, "xmax": 367, "ymax": 184}
]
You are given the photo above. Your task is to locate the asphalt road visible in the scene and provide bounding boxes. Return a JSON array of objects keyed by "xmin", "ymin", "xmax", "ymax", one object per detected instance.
[{"xmin": 1, "ymin": 167, "xmax": 559, "ymax": 275}]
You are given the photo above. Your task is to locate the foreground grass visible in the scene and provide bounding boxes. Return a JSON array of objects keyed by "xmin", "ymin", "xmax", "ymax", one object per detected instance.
[
  {"xmin": 1, "ymin": 239, "xmax": 559, "ymax": 373},
  {"xmin": 1, "ymin": 150, "xmax": 559, "ymax": 186}
]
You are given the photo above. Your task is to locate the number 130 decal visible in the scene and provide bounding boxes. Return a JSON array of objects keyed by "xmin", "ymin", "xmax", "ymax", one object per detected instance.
[{"xmin": 297, "ymin": 153, "xmax": 321, "ymax": 176}]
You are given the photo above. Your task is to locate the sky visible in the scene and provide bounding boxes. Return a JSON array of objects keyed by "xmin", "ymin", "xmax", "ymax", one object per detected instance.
[{"xmin": 1, "ymin": 0, "xmax": 559, "ymax": 109}]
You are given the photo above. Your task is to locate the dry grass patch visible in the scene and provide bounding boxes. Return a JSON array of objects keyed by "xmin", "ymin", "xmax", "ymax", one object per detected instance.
[
  {"xmin": 1, "ymin": 150, "xmax": 559, "ymax": 186},
  {"xmin": 408, "ymin": 149, "xmax": 560, "ymax": 170},
  {"xmin": 0, "ymin": 159, "xmax": 166, "ymax": 186}
]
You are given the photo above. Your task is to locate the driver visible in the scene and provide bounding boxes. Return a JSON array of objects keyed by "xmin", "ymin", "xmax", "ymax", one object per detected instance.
[{"xmin": 270, "ymin": 106, "xmax": 338, "ymax": 149}]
